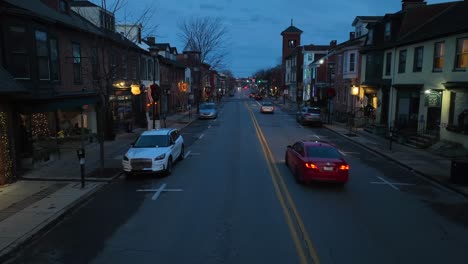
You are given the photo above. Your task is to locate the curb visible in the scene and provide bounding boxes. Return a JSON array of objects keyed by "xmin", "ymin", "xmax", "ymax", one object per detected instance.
[
  {"xmin": 0, "ymin": 173, "xmax": 116, "ymax": 263},
  {"xmin": 324, "ymin": 125, "xmax": 468, "ymax": 198},
  {"xmin": 20, "ymin": 170, "xmax": 124, "ymax": 183}
]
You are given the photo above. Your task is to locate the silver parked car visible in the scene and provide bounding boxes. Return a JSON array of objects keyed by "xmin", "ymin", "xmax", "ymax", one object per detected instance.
[
  {"xmin": 199, "ymin": 102, "xmax": 218, "ymax": 119},
  {"xmin": 296, "ymin": 106, "xmax": 322, "ymax": 126}
]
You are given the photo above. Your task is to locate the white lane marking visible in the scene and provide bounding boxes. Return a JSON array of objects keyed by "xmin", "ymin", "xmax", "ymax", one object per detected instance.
[
  {"xmin": 184, "ymin": 150, "xmax": 191, "ymax": 159},
  {"xmin": 370, "ymin": 176, "xmax": 415, "ymax": 191},
  {"xmin": 136, "ymin": 183, "xmax": 184, "ymax": 201},
  {"xmin": 199, "ymin": 133, "xmax": 204, "ymax": 139},
  {"xmin": 208, "ymin": 125, "xmax": 211, "ymax": 129}
]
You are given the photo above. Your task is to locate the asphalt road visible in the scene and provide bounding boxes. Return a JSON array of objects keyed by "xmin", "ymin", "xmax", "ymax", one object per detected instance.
[{"xmin": 9, "ymin": 89, "xmax": 468, "ymax": 264}]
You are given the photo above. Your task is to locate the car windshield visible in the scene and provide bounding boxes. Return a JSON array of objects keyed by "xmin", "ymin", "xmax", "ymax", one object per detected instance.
[
  {"xmin": 306, "ymin": 146, "xmax": 341, "ymax": 159},
  {"xmin": 262, "ymin": 102, "xmax": 273, "ymax": 106},
  {"xmin": 200, "ymin": 104, "xmax": 215, "ymax": 110},
  {"xmin": 133, "ymin": 135, "xmax": 169, "ymax": 148},
  {"xmin": 307, "ymin": 108, "xmax": 320, "ymax": 114}
]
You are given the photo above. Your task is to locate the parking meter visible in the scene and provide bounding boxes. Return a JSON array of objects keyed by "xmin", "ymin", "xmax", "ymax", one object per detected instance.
[
  {"xmin": 77, "ymin": 148, "xmax": 86, "ymax": 188},
  {"xmin": 76, "ymin": 148, "xmax": 85, "ymax": 164}
]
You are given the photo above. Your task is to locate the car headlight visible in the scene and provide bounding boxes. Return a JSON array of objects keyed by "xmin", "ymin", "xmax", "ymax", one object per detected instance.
[
  {"xmin": 123, "ymin": 155, "xmax": 129, "ymax": 161},
  {"xmin": 154, "ymin": 153, "xmax": 166, "ymax": 160}
]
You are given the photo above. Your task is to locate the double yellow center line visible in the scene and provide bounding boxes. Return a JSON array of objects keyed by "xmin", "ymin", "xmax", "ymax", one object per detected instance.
[{"xmin": 245, "ymin": 102, "xmax": 321, "ymax": 264}]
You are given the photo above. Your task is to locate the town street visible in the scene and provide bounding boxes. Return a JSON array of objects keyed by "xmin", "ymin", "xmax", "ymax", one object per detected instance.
[{"xmin": 9, "ymin": 90, "xmax": 468, "ymax": 264}]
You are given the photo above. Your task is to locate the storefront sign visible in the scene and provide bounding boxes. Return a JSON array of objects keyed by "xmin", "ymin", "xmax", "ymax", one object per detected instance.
[{"xmin": 424, "ymin": 91, "xmax": 441, "ymax": 107}]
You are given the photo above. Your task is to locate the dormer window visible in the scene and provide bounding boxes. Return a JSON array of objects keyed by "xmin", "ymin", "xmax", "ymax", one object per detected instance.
[
  {"xmin": 288, "ymin": 39, "xmax": 296, "ymax": 48},
  {"xmin": 356, "ymin": 25, "xmax": 362, "ymax": 37},
  {"xmin": 384, "ymin": 22, "xmax": 391, "ymax": 40}
]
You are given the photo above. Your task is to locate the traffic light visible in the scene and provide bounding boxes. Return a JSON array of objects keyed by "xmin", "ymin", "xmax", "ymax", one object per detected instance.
[{"xmin": 150, "ymin": 83, "xmax": 160, "ymax": 101}]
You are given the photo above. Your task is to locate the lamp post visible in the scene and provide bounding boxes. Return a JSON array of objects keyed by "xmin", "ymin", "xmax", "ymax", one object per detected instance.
[
  {"xmin": 130, "ymin": 84, "xmax": 141, "ymax": 132},
  {"xmin": 350, "ymin": 85, "xmax": 359, "ymax": 134},
  {"xmin": 149, "ymin": 46, "xmax": 160, "ymax": 129}
]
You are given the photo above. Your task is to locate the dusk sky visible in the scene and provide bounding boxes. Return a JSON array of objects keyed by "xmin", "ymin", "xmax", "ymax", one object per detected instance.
[{"xmin": 110, "ymin": 0, "xmax": 454, "ymax": 77}]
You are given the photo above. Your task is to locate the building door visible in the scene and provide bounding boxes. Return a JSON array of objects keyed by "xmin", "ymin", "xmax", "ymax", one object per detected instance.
[
  {"xmin": 426, "ymin": 107, "xmax": 441, "ymax": 134},
  {"xmin": 396, "ymin": 91, "xmax": 420, "ymax": 132}
]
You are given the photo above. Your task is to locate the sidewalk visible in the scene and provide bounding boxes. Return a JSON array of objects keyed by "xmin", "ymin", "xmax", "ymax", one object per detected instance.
[
  {"xmin": 272, "ymin": 98, "xmax": 468, "ymax": 197},
  {"xmin": 0, "ymin": 109, "xmax": 198, "ymax": 261}
]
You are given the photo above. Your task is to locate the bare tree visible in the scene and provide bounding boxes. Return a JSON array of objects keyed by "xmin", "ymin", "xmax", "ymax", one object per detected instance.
[
  {"xmin": 92, "ymin": 0, "xmax": 159, "ymax": 41},
  {"xmin": 73, "ymin": 1, "xmax": 158, "ymax": 170},
  {"xmin": 178, "ymin": 16, "xmax": 229, "ymax": 70}
]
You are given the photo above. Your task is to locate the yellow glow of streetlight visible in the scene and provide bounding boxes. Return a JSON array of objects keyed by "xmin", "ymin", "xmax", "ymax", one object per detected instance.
[
  {"xmin": 351, "ymin": 85, "xmax": 359, "ymax": 95},
  {"xmin": 131, "ymin": 84, "xmax": 141, "ymax": 95}
]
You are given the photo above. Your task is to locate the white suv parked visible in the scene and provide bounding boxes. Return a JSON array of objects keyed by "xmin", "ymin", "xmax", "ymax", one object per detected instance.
[{"xmin": 122, "ymin": 128, "xmax": 184, "ymax": 177}]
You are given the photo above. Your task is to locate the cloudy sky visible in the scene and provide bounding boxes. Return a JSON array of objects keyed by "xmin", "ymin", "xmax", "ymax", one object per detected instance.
[{"xmin": 110, "ymin": 0, "xmax": 454, "ymax": 77}]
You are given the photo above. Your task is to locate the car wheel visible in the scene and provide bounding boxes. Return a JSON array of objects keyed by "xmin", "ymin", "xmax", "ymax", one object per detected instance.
[
  {"xmin": 179, "ymin": 145, "xmax": 185, "ymax": 161},
  {"xmin": 165, "ymin": 157, "xmax": 173, "ymax": 176},
  {"xmin": 125, "ymin": 172, "xmax": 133, "ymax": 179}
]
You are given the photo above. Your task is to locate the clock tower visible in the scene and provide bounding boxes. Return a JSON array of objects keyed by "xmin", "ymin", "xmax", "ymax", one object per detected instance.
[{"xmin": 281, "ymin": 19, "xmax": 303, "ymax": 68}]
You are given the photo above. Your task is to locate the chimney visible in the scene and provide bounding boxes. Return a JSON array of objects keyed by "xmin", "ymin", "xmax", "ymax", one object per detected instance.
[
  {"xmin": 146, "ymin": 36, "xmax": 156, "ymax": 45},
  {"xmin": 350, "ymin": 32, "xmax": 356, "ymax": 40},
  {"xmin": 402, "ymin": 0, "xmax": 427, "ymax": 10},
  {"xmin": 330, "ymin": 40, "xmax": 337, "ymax": 48}
]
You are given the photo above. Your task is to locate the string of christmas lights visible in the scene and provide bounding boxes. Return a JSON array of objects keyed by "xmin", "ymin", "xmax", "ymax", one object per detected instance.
[
  {"xmin": 31, "ymin": 113, "xmax": 50, "ymax": 138},
  {"xmin": 0, "ymin": 112, "xmax": 13, "ymax": 183}
]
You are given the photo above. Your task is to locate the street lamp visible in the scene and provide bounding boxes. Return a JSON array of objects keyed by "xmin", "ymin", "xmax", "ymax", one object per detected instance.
[
  {"xmin": 349, "ymin": 84, "xmax": 359, "ymax": 135},
  {"xmin": 149, "ymin": 46, "xmax": 160, "ymax": 129}
]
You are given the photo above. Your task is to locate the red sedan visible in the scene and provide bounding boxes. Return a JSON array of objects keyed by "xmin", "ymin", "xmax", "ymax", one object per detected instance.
[{"xmin": 285, "ymin": 140, "xmax": 349, "ymax": 185}]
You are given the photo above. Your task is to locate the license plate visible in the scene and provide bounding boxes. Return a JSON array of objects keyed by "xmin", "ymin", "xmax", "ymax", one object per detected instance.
[{"xmin": 323, "ymin": 166, "xmax": 333, "ymax": 171}]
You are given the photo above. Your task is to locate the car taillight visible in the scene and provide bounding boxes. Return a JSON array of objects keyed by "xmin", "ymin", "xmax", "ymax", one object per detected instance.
[
  {"xmin": 305, "ymin": 163, "xmax": 318, "ymax": 169},
  {"xmin": 339, "ymin": 164, "xmax": 349, "ymax": 170}
]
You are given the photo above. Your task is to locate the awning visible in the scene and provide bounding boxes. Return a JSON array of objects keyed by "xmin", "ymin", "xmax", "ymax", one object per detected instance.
[
  {"xmin": 22, "ymin": 95, "xmax": 99, "ymax": 113},
  {"xmin": 442, "ymin": 82, "xmax": 468, "ymax": 92},
  {"xmin": 363, "ymin": 86, "xmax": 378, "ymax": 94}
]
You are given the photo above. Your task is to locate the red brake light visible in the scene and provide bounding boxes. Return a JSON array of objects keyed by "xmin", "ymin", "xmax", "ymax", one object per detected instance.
[
  {"xmin": 339, "ymin": 164, "xmax": 349, "ymax": 170},
  {"xmin": 305, "ymin": 163, "xmax": 318, "ymax": 169}
]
